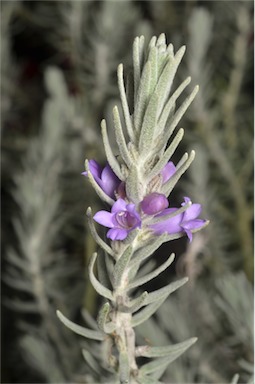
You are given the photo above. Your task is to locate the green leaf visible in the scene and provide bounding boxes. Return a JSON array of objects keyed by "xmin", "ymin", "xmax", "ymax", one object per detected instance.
[
  {"xmin": 156, "ymin": 33, "xmax": 166, "ymax": 47},
  {"xmin": 81, "ymin": 308, "xmax": 98, "ymax": 330},
  {"xmin": 134, "ymin": 61, "xmax": 151, "ymax": 132},
  {"xmin": 128, "ymin": 253, "xmax": 175, "ymax": 290},
  {"xmin": 133, "ymin": 35, "xmax": 145, "ymax": 102},
  {"xmin": 162, "ymin": 150, "xmax": 196, "ymax": 197},
  {"xmin": 82, "ymin": 349, "xmax": 101, "ymax": 373},
  {"xmin": 137, "ymin": 375, "xmax": 163, "ymax": 384},
  {"xmin": 119, "ymin": 352, "xmax": 130, "ymax": 384},
  {"xmin": 2, "ymin": 275, "xmax": 33, "ymax": 293},
  {"xmin": 139, "ymin": 92, "xmax": 159, "ymax": 154},
  {"xmin": 157, "ymin": 76, "xmax": 191, "ymax": 135},
  {"xmin": 123, "ymin": 291, "xmax": 148, "ymax": 313},
  {"xmin": 89, "ymin": 253, "xmax": 114, "ymax": 301},
  {"xmin": 147, "ymin": 46, "xmax": 158, "ymax": 95},
  {"xmin": 164, "ymin": 85, "xmax": 199, "ymax": 142},
  {"xmin": 117, "ymin": 64, "xmax": 135, "ymax": 142},
  {"xmin": 143, "ymin": 277, "xmax": 188, "ymax": 306},
  {"xmin": 86, "ymin": 207, "xmax": 114, "ymax": 257},
  {"xmin": 56, "ymin": 310, "xmax": 104, "ymax": 341},
  {"xmin": 136, "ymin": 337, "xmax": 197, "ymax": 358},
  {"xmin": 4, "ymin": 299, "xmax": 38, "ymax": 313},
  {"xmin": 96, "ymin": 248, "xmax": 113, "ymax": 289},
  {"xmin": 101, "ymin": 120, "xmax": 123, "ymax": 180},
  {"xmin": 6, "ymin": 250, "xmax": 30, "ymax": 271},
  {"xmin": 113, "ymin": 106, "xmax": 133, "ymax": 168},
  {"xmin": 152, "ymin": 46, "xmax": 186, "ymax": 119},
  {"xmin": 113, "ymin": 245, "xmax": 133, "ymax": 288},
  {"xmin": 231, "ymin": 374, "xmax": 240, "ymax": 384},
  {"xmin": 146, "ymin": 128, "xmax": 184, "ymax": 181},
  {"xmin": 132, "ymin": 295, "xmax": 167, "ymax": 327},
  {"xmin": 97, "ymin": 302, "xmax": 116, "ymax": 333},
  {"xmin": 130, "ymin": 234, "xmax": 167, "ymax": 269},
  {"xmin": 125, "ymin": 166, "xmax": 141, "ymax": 204},
  {"xmin": 139, "ymin": 337, "xmax": 197, "ymax": 375}
]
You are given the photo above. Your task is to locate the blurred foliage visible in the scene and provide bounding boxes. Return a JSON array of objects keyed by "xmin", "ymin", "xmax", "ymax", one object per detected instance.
[{"xmin": 1, "ymin": 0, "xmax": 253, "ymax": 383}]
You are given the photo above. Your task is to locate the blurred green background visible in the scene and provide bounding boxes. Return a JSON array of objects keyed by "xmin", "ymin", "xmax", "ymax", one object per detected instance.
[{"xmin": 1, "ymin": 1, "xmax": 253, "ymax": 383}]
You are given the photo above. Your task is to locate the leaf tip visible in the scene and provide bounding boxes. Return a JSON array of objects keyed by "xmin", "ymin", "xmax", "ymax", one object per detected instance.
[{"xmin": 86, "ymin": 207, "xmax": 92, "ymax": 217}]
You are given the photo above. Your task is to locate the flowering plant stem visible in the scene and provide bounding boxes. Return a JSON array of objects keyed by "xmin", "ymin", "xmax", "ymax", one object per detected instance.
[{"xmin": 57, "ymin": 33, "xmax": 208, "ymax": 383}]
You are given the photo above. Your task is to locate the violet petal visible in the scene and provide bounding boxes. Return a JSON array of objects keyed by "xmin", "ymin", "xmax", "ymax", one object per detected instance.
[
  {"xmin": 111, "ymin": 198, "xmax": 127, "ymax": 213},
  {"xmin": 88, "ymin": 159, "xmax": 102, "ymax": 179},
  {"xmin": 107, "ymin": 228, "xmax": 128, "ymax": 240},
  {"xmin": 93, "ymin": 211, "xmax": 115, "ymax": 228},
  {"xmin": 183, "ymin": 204, "xmax": 202, "ymax": 221},
  {"xmin": 150, "ymin": 211, "xmax": 182, "ymax": 235}
]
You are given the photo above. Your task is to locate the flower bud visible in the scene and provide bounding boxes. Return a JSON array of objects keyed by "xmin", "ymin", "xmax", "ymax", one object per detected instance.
[{"xmin": 141, "ymin": 193, "xmax": 169, "ymax": 215}]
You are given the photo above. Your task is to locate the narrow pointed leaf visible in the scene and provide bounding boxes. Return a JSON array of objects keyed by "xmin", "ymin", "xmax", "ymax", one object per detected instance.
[
  {"xmin": 113, "ymin": 245, "xmax": 133, "ymax": 288},
  {"xmin": 147, "ymin": 46, "xmax": 158, "ymax": 94},
  {"xmin": 164, "ymin": 85, "xmax": 199, "ymax": 142},
  {"xmin": 122, "ymin": 291, "xmax": 148, "ymax": 313},
  {"xmin": 2, "ymin": 276, "xmax": 33, "ymax": 293},
  {"xmin": 101, "ymin": 120, "xmax": 123, "ymax": 180},
  {"xmin": 82, "ymin": 349, "xmax": 101, "ymax": 373},
  {"xmin": 129, "ymin": 253, "xmax": 175, "ymax": 290},
  {"xmin": 139, "ymin": 93, "xmax": 159, "ymax": 153},
  {"xmin": 176, "ymin": 152, "xmax": 189, "ymax": 169},
  {"xmin": 81, "ymin": 308, "xmax": 98, "ymax": 330},
  {"xmin": 56, "ymin": 310, "xmax": 104, "ymax": 341},
  {"xmin": 162, "ymin": 150, "xmax": 196, "ymax": 197},
  {"xmin": 4, "ymin": 299, "xmax": 38, "ymax": 313},
  {"xmin": 231, "ymin": 374, "xmax": 240, "ymax": 384},
  {"xmin": 105, "ymin": 252, "xmax": 115, "ymax": 286},
  {"xmin": 140, "ymin": 338, "xmax": 197, "ymax": 375},
  {"xmin": 137, "ymin": 375, "xmax": 163, "ymax": 384},
  {"xmin": 156, "ymin": 33, "xmax": 166, "ymax": 47},
  {"xmin": 125, "ymin": 166, "xmax": 141, "ymax": 204},
  {"xmin": 158, "ymin": 77, "xmax": 191, "ymax": 135},
  {"xmin": 130, "ymin": 234, "xmax": 167, "ymax": 269},
  {"xmin": 152, "ymin": 46, "xmax": 186, "ymax": 118},
  {"xmin": 147, "ymin": 128, "xmax": 184, "ymax": 181},
  {"xmin": 132, "ymin": 296, "xmax": 167, "ymax": 327},
  {"xmin": 133, "ymin": 36, "xmax": 145, "ymax": 101},
  {"xmin": 134, "ymin": 61, "xmax": 151, "ymax": 132},
  {"xmin": 7, "ymin": 251, "xmax": 30, "ymax": 271},
  {"xmin": 117, "ymin": 64, "xmax": 135, "ymax": 142},
  {"xmin": 144, "ymin": 277, "xmax": 188, "ymax": 306},
  {"xmin": 86, "ymin": 207, "xmax": 114, "ymax": 257},
  {"xmin": 89, "ymin": 253, "xmax": 114, "ymax": 301},
  {"xmin": 113, "ymin": 106, "xmax": 133, "ymax": 167},
  {"xmin": 136, "ymin": 337, "xmax": 197, "ymax": 358},
  {"xmin": 97, "ymin": 302, "xmax": 116, "ymax": 333},
  {"xmin": 119, "ymin": 352, "xmax": 130, "ymax": 384},
  {"xmin": 96, "ymin": 249, "xmax": 112, "ymax": 289}
]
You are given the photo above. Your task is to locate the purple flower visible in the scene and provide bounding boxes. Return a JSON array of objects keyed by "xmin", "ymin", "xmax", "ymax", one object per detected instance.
[
  {"xmin": 149, "ymin": 197, "xmax": 206, "ymax": 242},
  {"xmin": 82, "ymin": 160, "xmax": 120, "ymax": 199},
  {"xmin": 161, "ymin": 161, "xmax": 176, "ymax": 183},
  {"xmin": 141, "ymin": 193, "xmax": 169, "ymax": 215},
  {"xmin": 93, "ymin": 199, "xmax": 141, "ymax": 240}
]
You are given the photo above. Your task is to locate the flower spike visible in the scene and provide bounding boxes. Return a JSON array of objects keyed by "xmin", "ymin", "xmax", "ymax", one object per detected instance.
[{"xmin": 59, "ymin": 34, "xmax": 208, "ymax": 382}]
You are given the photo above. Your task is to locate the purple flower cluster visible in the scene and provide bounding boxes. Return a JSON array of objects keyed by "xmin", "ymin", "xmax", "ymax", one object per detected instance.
[
  {"xmin": 94, "ymin": 199, "xmax": 141, "ymax": 240},
  {"xmin": 82, "ymin": 160, "xmax": 120, "ymax": 199},
  {"xmin": 149, "ymin": 197, "xmax": 205, "ymax": 242},
  {"xmin": 83, "ymin": 160, "xmax": 206, "ymax": 241}
]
